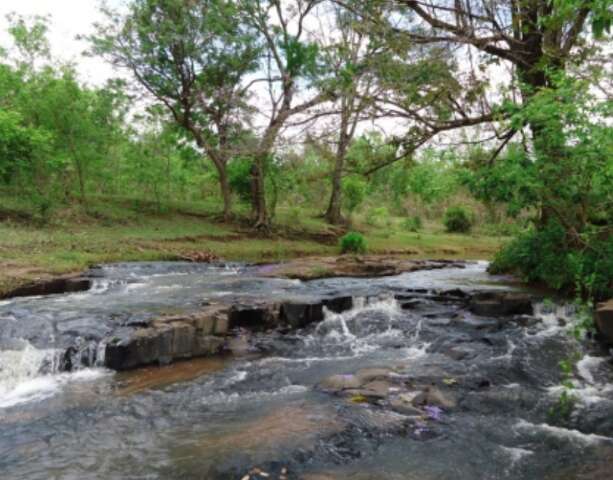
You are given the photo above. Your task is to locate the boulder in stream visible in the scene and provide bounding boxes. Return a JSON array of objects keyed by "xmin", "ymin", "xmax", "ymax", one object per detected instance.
[
  {"xmin": 104, "ymin": 305, "xmax": 229, "ymax": 370},
  {"xmin": 595, "ymin": 300, "xmax": 613, "ymax": 345}
]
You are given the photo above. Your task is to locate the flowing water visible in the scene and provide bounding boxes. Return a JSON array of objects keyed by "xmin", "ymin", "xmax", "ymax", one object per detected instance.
[{"xmin": 1, "ymin": 262, "xmax": 612, "ymax": 479}]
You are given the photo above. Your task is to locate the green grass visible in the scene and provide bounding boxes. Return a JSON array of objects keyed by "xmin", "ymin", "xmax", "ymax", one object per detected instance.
[{"xmin": 0, "ymin": 196, "xmax": 508, "ymax": 295}]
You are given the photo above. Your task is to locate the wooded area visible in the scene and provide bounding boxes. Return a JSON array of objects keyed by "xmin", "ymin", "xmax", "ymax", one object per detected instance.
[{"xmin": 0, "ymin": 0, "xmax": 611, "ymax": 298}]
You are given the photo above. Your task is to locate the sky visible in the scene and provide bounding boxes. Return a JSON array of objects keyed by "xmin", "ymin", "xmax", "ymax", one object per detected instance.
[
  {"xmin": 0, "ymin": 0, "xmax": 506, "ymax": 145},
  {"xmin": 0, "ymin": 0, "xmax": 118, "ymax": 85}
]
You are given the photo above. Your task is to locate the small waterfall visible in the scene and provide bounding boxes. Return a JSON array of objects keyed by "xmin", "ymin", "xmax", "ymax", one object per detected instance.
[
  {"xmin": 0, "ymin": 340, "xmax": 63, "ymax": 396},
  {"xmin": 309, "ymin": 295, "xmax": 418, "ymax": 359},
  {"xmin": 531, "ymin": 302, "xmax": 577, "ymax": 337},
  {"xmin": 0, "ymin": 338, "xmax": 109, "ymax": 409},
  {"xmin": 316, "ymin": 295, "xmax": 401, "ymax": 339}
]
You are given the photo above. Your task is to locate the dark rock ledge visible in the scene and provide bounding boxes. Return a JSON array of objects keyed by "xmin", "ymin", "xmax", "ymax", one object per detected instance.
[
  {"xmin": 102, "ymin": 288, "xmax": 540, "ymax": 372},
  {"xmin": 103, "ymin": 298, "xmax": 356, "ymax": 371},
  {"xmin": 0, "ymin": 276, "xmax": 92, "ymax": 300}
]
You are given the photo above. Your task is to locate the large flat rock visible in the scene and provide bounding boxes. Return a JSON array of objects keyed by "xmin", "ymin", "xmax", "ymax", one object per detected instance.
[{"xmin": 256, "ymin": 256, "xmax": 466, "ymax": 280}]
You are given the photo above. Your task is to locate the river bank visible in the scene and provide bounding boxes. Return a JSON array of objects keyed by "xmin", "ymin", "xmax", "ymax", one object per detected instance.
[{"xmin": 0, "ymin": 198, "xmax": 505, "ymax": 297}]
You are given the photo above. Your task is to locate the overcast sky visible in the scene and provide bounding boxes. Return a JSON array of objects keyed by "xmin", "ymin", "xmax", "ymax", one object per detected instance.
[{"xmin": 0, "ymin": 0, "xmax": 118, "ymax": 85}]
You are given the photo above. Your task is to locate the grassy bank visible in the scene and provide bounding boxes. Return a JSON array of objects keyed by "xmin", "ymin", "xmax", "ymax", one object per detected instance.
[{"xmin": 0, "ymin": 196, "xmax": 507, "ymax": 296}]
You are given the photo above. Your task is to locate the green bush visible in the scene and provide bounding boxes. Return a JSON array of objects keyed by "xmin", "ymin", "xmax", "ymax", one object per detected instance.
[
  {"xmin": 402, "ymin": 215, "xmax": 422, "ymax": 232},
  {"xmin": 340, "ymin": 231, "xmax": 367, "ymax": 254},
  {"xmin": 342, "ymin": 176, "xmax": 367, "ymax": 214},
  {"xmin": 227, "ymin": 156, "xmax": 253, "ymax": 202},
  {"xmin": 286, "ymin": 206, "xmax": 302, "ymax": 224},
  {"xmin": 490, "ymin": 221, "xmax": 613, "ymax": 300},
  {"xmin": 443, "ymin": 206, "xmax": 473, "ymax": 233},
  {"xmin": 365, "ymin": 206, "xmax": 389, "ymax": 227}
]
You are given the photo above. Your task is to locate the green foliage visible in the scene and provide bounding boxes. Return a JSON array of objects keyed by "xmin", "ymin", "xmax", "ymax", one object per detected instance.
[
  {"xmin": 405, "ymin": 149, "xmax": 460, "ymax": 204},
  {"xmin": 365, "ymin": 207, "xmax": 389, "ymax": 227},
  {"xmin": 460, "ymin": 144, "xmax": 538, "ymax": 217},
  {"xmin": 340, "ymin": 231, "xmax": 367, "ymax": 254},
  {"xmin": 342, "ymin": 176, "xmax": 367, "ymax": 214},
  {"xmin": 548, "ymin": 387, "xmax": 577, "ymax": 424},
  {"xmin": 228, "ymin": 156, "xmax": 253, "ymax": 202},
  {"xmin": 443, "ymin": 206, "xmax": 473, "ymax": 233},
  {"xmin": 402, "ymin": 215, "xmax": 423, "ymax": 232},
  {"xmin": 280, "ymin": 37, "xmax": 320, "ymax": 78},
  {"xmin": 491, "ymin": 221, "xmax": 613, "ymax": 300},
  {"xmin": 0, "ymin": 109, "xmax": 49, "ymax": 183}
]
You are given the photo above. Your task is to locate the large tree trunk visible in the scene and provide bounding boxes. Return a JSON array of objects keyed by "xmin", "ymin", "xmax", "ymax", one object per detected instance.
[
  {"xmin": 325, "ymin": 97, "xmax": 353, "ymax": 225},
  {"xmin": 324, "ymin": 165, "xmax": 344, "ymax": 225},
  {"xmin": 251, "ymin": 158, "xmax": 269, "ymax": 230},
  {"xmin": 206, "ymin": 151, "xmax": 232, "ymax": 222},
  {"xmin": 325, "ymin": 141, "xmax": 348, "ymax": 225},
  {"xmin": 218, "ymin": 166, "xmax": 232, "ymax": 222}
]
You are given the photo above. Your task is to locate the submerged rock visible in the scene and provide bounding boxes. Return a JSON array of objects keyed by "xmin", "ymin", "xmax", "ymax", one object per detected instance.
[
  {"xmin": 389, "ymin": 393, "xmax": 425, "ymax": 416},
  {"xmin": 319, "ymin": 374, "xmax": 364, "ymax": 392},
  {"xmin": 468, "ymin": 291, "xmax": 535, "ymax": 316},
  {"xmin": 411, "ymin": 386, "xmax": 456, "ymax": 409}
]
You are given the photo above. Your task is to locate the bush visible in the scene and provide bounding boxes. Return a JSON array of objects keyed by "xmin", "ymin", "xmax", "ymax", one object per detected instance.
[
  {"xmin": 286, "ymin": 206, "xmax": 302, "ymax": 224},
  {"xmin": 402, "ymin": 215, "xmax": 422, "ymax": 232},
  {"xmin": 490, "ymin": 221, "xmax": 613, "ymax": 300},
  {"xmin": 365, "ymin": 206, "xmax": 389, "ymax": 227},
  {"xmin": 443, "ymin": 206, "xmax": 473, "ymax": 233},
  {"xmin": 342, "ymin": 176, "xmax": 367, "ymax": 214},
  {"xmin": 227, "ymin": 156, "xmax": 253, "ymax": 202},
  {"xmin": 340, "ymin": 231, "xmax": 367, "ymax": 254}
]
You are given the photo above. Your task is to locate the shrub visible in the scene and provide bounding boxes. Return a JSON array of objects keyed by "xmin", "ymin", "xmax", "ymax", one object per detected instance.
[
  {"xmin": 340, "ymin": 231, "xmax": 367, "ymax": 254},
  {"xmin": 365, "ymin": 206, "xmax": 389, "ymax": 227},
  {"xmin": 227, "ymin": 156, "xmax": 253, "ymax": 202},
  {"xmin": 402, "ymin": 215, "xmax": 422, "ymax": 232},
  {"xmin": 443, "ymin": 206, "xmax": 473, "ymax": 233},
  {"xmin": 490, "ymin": 221, "xmax": 613, "ymax": 300},
  {"xmin": 287, "ymin": 206, "xmax": 302, "ymax": 224},
  {"xmin": 342, "ymin": 176, "xmax": 367, "ymax": 214}
]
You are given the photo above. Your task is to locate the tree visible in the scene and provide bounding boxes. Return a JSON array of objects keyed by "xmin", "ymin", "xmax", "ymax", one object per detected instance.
[
  {"xmin": 90, "ymin": 0, "xmax": 261, "ymax": 220},
  {"xmin": 341, "ymin": 0, "xmax": 610, "ymax": 171},
  {"xmin": 320, "ymin": 8, "xmax": 378, "ymax": 225},
  {"xmin": 237, "ymin": 0, "xmax": 335, "ymax": 229},
  {"xmin": 1, "ymin": 14, "xmax": 127, "ymax": 205}
]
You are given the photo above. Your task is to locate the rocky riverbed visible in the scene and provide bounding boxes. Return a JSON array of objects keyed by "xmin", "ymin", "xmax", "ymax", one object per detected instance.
[{"xmin": 1, "ymin": 260, "xmax": 612, "ymax": 479}]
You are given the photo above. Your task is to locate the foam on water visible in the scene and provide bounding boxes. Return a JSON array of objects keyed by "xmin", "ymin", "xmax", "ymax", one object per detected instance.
[
  {"xmin": 308, "ymin": 295, "xmax": 429, "ymax": 362},
  {"xmin": 547, "ymin": 354, "xmax": 613, "ymax": 407},
  {"xmin": 492, "ymin": 340, "xmax": 517, "ymax": 362},
  {"xmin": 0, "ymin": 368, "xmax": 111, "ymax": 409},
  {"xmin": 531, "ymin": 302, "xmax": 576, "ymax": 337},
  {"xmin": 198, "ymin": 384, "xmax": 308, "ymax": 406},
  {"xmin": 576, "ymin": 355, "xmax": 605, "ymax": 384},
  {"xmin": 515, "ymin": 419, "xmax": 613, "ymax": 445},
  {"xmin": 500, "ymin": 446, "xmax": 533, "ymax": 464}
]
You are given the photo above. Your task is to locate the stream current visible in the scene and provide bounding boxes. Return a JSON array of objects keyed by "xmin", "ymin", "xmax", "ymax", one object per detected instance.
[{"xmin": 1, "ymin": 262, "xmax": 612, "ymax": 479}]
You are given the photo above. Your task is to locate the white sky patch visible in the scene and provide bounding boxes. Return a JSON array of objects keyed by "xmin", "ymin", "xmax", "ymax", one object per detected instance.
[{"xmin": 0, "ymin": 0, "xmax": 119, "ymax": 86}]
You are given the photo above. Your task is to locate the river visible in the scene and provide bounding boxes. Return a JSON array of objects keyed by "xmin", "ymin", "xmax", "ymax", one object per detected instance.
[{"xmin": 1, "ymin": 262, "xmax": 612, "ymax": 479}]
